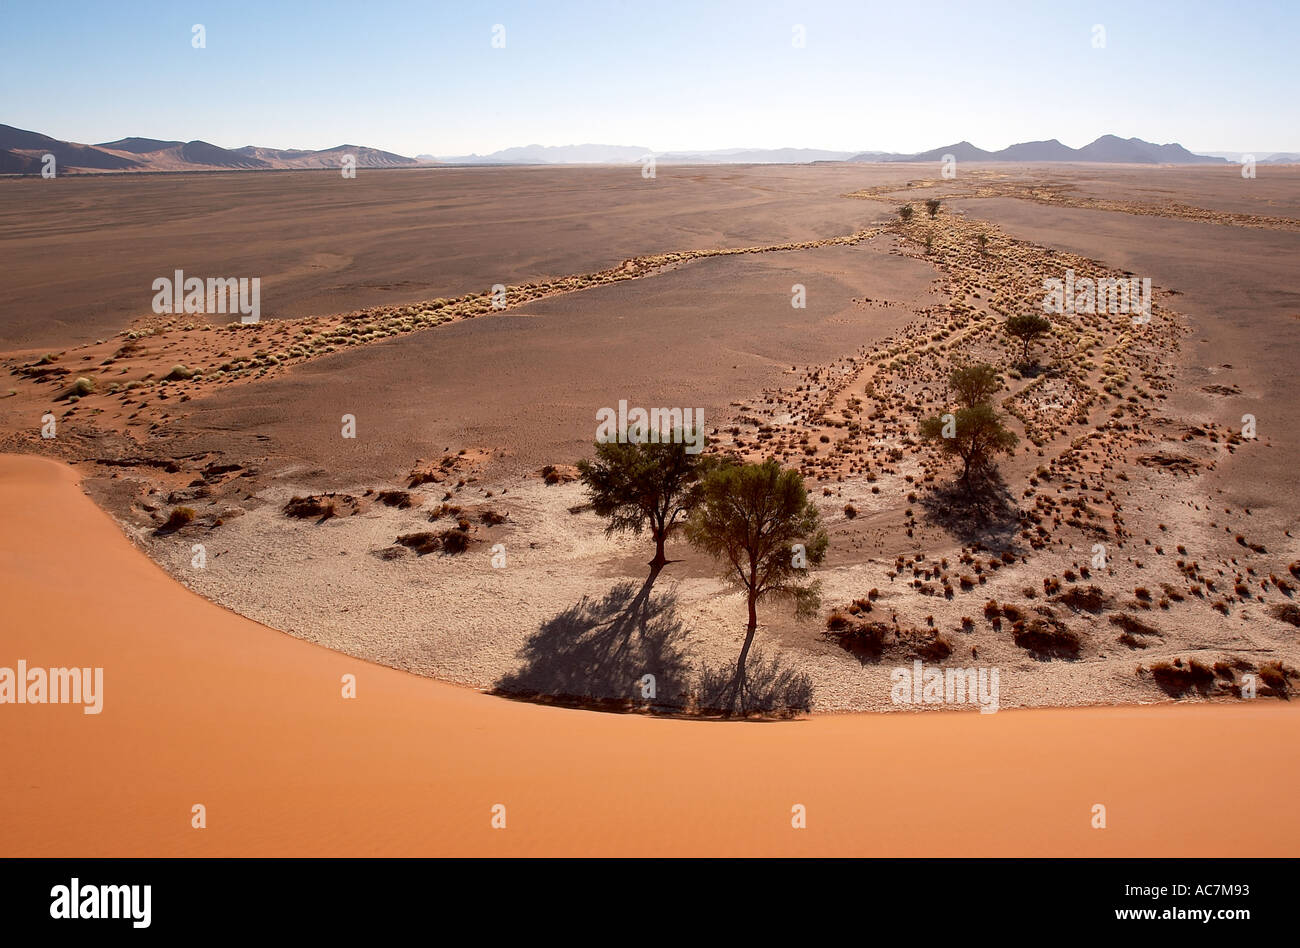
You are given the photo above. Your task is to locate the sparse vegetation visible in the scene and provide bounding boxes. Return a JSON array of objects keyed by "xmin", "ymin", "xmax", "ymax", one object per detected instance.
[
  {"xmin": 687, "ymin": 460, "xmax": 827, "ymax": 713},
  {"xmin": 1005, "ymin": 312, "xmax": 1052, "ymax": 363},
  {"xmin": 578, "ymin": 431, "xmax": 710, "ymax": 570},
  {"xmin": 161, "ymin": 506, "xmax": 195, "ymax": 531},
  {"xmin": 947, "ymin": 363, "xmax": 1003, "ymax": 408},
  {"xmin": 919, "ymin": 403, "xmax": 1018, "ymax": 486},
  {"xmin": 1149, "ymin": 658, "xmax": 1216, "ymax": 697}
]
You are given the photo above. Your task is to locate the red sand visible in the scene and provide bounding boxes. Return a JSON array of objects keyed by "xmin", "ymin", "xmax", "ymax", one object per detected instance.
[{"xmin": 1, "ymin": 452, "xmax": 1295, "ymax": 856}]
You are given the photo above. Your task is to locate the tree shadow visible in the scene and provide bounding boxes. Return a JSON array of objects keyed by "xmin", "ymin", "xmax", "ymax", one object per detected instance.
[
  {"xmin": 919, "ymin": 468, "xmax": 1022, "ymax": 549},
  {"xmin": 693, "ymin": 649, "xmax": 814, "ymax": 718},
  {"xmin": 492, "ymin": 566, "xmax": 694, "ymax": 712}
]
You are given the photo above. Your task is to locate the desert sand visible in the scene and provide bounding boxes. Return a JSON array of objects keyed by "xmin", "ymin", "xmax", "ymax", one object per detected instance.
[{"xmin": 3, "ymin": 453, "xmax": 1297, "ymax": 857}]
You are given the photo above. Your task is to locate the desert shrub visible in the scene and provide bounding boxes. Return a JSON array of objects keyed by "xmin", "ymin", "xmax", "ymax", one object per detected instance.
[
  {"xmin": 1013, "ymin": 617, "xmax": 1081, "ymax": 660},
  {"xmin": 843, "ymin": 503, "xmax": 858, "ymax": 519},
  {"xmin": 825, "ymin": 610, "xmax": 852, "ymax": 632},
  {"xmin": 898, "ymin": 204, "xmax": 914, "ymax": 222},
  {"xmin": 440, "ymin": 527, "xmax": 472, "ymax": 554},
  {"xmin": 428, "ymin": 503, "xmax": 462, "ymax": 521},
  {"xmin": 901, "ymin": 629, "xmax": 953, "ymax": 662},
  {"xmin": 480, "ymin": 509, "xmax": 508, "ymax": 526},
  {"xmin": 541, "ymin": 464, "xmax": 578, "ymax": 485},
  {"xmin": 1053, "ymin": 585, "xmax": 1111, "ymax": 612},
  {"xmin": 377, "ymin": 489, "xmax": 419, "ymax": 509},
  {"xmin": 1149, "ymin": 658, "xmax": 1215, "ymax": 697},
  {"xmin": 397, "ymin": 531, "xmax": 440, "ymax": 555},
  {"xmin": 58, "ymin": 377, "xmax": 95, "ymax": 400},
  {"xmin": 1258, "ymin": 661, "xmax": 1293, "ymax": 694},
  {"xmin": 925, "ymin": 198, "xmax": 941, "ymax": 218},
  {"xmin": 162, "ymin": 506, "xmax": 195, "ymax": 530},
  {"xmin": 164, "ymin": 364, "xmax": 196, "ymax": 381},
  {"xmin": 1110, "ymin": 613, "xmax": 1160, "ymax": 637},
  {"xmin": 284, "ymin": 495, "xmax": 336, "ymax": 519},
  {"xmin": 1269, "ymin": 603, "xmax": 1300, "ymax": 627},
  {"xmin": 823, "ymin": 620, "xmax": 890, "ymax": 663}
]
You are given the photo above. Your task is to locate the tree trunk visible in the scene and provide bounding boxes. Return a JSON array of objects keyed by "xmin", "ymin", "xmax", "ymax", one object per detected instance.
[
  {"xmin": 650, "ymin": 528, "xmax": 667, "ymax": 569},
  {"xmin": 731, "ymin": 591, "xmax": 758, "ymax": 714}
]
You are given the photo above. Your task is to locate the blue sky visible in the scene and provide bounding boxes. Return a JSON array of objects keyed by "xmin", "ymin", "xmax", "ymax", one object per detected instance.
[{"xmin": 2, "ymin": 0, "xmax": 1296, "ymax": 155}]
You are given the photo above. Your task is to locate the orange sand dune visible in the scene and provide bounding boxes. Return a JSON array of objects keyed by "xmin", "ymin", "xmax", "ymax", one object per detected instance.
[{"xmin": 1, "ymin": 453, "xmax": 1295, "ymax": 857}]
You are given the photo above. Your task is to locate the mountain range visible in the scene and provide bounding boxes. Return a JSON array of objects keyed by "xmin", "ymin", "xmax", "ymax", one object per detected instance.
[
  {"xmin": 855, "ymin": 135, "xmax": 1229, "ymax": 165},
  {"xmin": 0, "ymin": 124, "xmax": 417, "ymax": 174},
  {"xmin": 5, "ymin": 124, "xmax": 1294, "ymax": 174},
  {"xmin": 433, "ymin": 136, "xmax": 1240, "ymax": 166},
  {"xmin": 429, "ymin": 144, "xmax": 860, "ymax": 165}
]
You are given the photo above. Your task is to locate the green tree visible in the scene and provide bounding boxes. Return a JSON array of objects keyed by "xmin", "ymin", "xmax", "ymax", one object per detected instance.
[
  {"xmin": 925, "ymin": 198, "xmax": 941, "ymax": 218},
  {"xmin": 919, "ymin": 403, "xmax": 1019, "ymax": 485},
  {"xmin": 686, "ymin": 459, "xmax": 827, "ymax": 712},
  {"xmin": 898, "ymin": 204, "xmax": 914, "ymax": 222},
  {"xmin": 577, "ymin": 433, "xmax": 708, "ymax": 570},
  {"xmin": 1005, "ymin": 313, "xmax": 1052, "ymax": 363},
  {"xmin": 948, "ymin": 363, "xmax": 1003, "ymax": 408}
]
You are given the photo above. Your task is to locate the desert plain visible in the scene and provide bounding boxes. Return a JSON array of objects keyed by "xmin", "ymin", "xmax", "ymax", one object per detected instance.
[{"xmin": 2, "ymin": 161, "xmax": 1298, "ymax": 854}]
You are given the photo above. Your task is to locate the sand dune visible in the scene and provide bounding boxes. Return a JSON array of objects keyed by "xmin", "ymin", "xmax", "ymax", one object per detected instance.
[{"xmin": 1, "ymin": 453, "xmax": 1295, "ymax": 856}]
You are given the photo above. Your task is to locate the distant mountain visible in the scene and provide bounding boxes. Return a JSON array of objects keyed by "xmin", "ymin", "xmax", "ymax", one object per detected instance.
[
  {"xmin": 655, "ymin": 148, "xmax": 857, "ymax": 164},
  {"xmin": 234, "ymin": 143, "xmax": 417, "ymax": 169},
  {"xmin": 5, "ymin": 124, "xmax": 1243, "ymax": 173},
  {"xmin": 1, "ymin": 124, "xmax": 143, "ymax": 171},
  {"xmin": 438, "ymin": 143, "xmax": 652, "ymax": 164},
  {"xmin": 850, "ymin": 135, "xmax": 1227, "ymax": 164},
  {"xmin": 885, "ymin": 141, "xmax": 995, "ymax": 163},
  {"xmin": 995, "ymin": 138, "xmax": 1081, "ymax": 161},
  {"xmin": 0, "ymin": 124, "xmax": 419, "ymax": 173},
  {"xmin": 1198, "ymin": 151, "xmax": 1300, "ymax": 163},
  {"xmin": 96, "ymin": 137, "xmax": 184, "ymax": 153},
  {"xmin": 1074, "ymin": 135, "xmax": 1219, "ymax": 163},
  {"xmin": 434, "ymin": 145, "xmax": 858, "ymax": 165}
]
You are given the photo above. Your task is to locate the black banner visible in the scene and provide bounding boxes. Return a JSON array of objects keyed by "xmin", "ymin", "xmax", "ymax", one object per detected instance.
[{"xmin": 0, "ymin": 858, "xmax": 1286, "ymax": 936}]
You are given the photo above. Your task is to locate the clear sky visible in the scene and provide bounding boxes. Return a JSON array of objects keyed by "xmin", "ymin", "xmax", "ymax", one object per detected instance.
[{"xmin": 2, "ymin": 0, "xmax": 1296, "ymax": 156}]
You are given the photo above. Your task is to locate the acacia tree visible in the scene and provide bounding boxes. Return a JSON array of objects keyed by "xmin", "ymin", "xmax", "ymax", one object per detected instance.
[
  {"xmin": 577, "ymin": 433, "xmax": 707, "ymax": 570},
  {"xmin": 948, "ymin": 363, "xmax": 1003, "ymax": 408},
  {"xmin": 685, "ymin": 459, "xmax": 827, "ymax": 712},
  {"xmin": 898, "ymin": 204, "xmax": 914, "ymax": 222},
  {"xmin": 919, "ymin": 403, "xmax": 1019, "ymax": 486},
  {"xmin": 1005, "ymin": 313, "xmax": 1052, "ymax": 363}
]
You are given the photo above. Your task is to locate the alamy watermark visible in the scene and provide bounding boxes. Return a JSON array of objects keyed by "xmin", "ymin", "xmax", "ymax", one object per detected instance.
[
  {"xmin": 1, "ymin": 660, "xmax": 103, "ymax": 714},
  {"xmin": 152, "ymin": 270, "xmax": 261, "ymax": 324},
  {"xmin": 891, "ymin": 659, "xmax": 999, "ymax": 713},
  {"xmin": 595, "ymin": 400, "xmax": 705, "ymax": 453},
  {"xmin": 1043, "ymin": 268, "xmax": 1150, "ymax": 324},
  {"xmin": 50, "ymin": 878, "xmax": 150, "ymax": 928}
]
